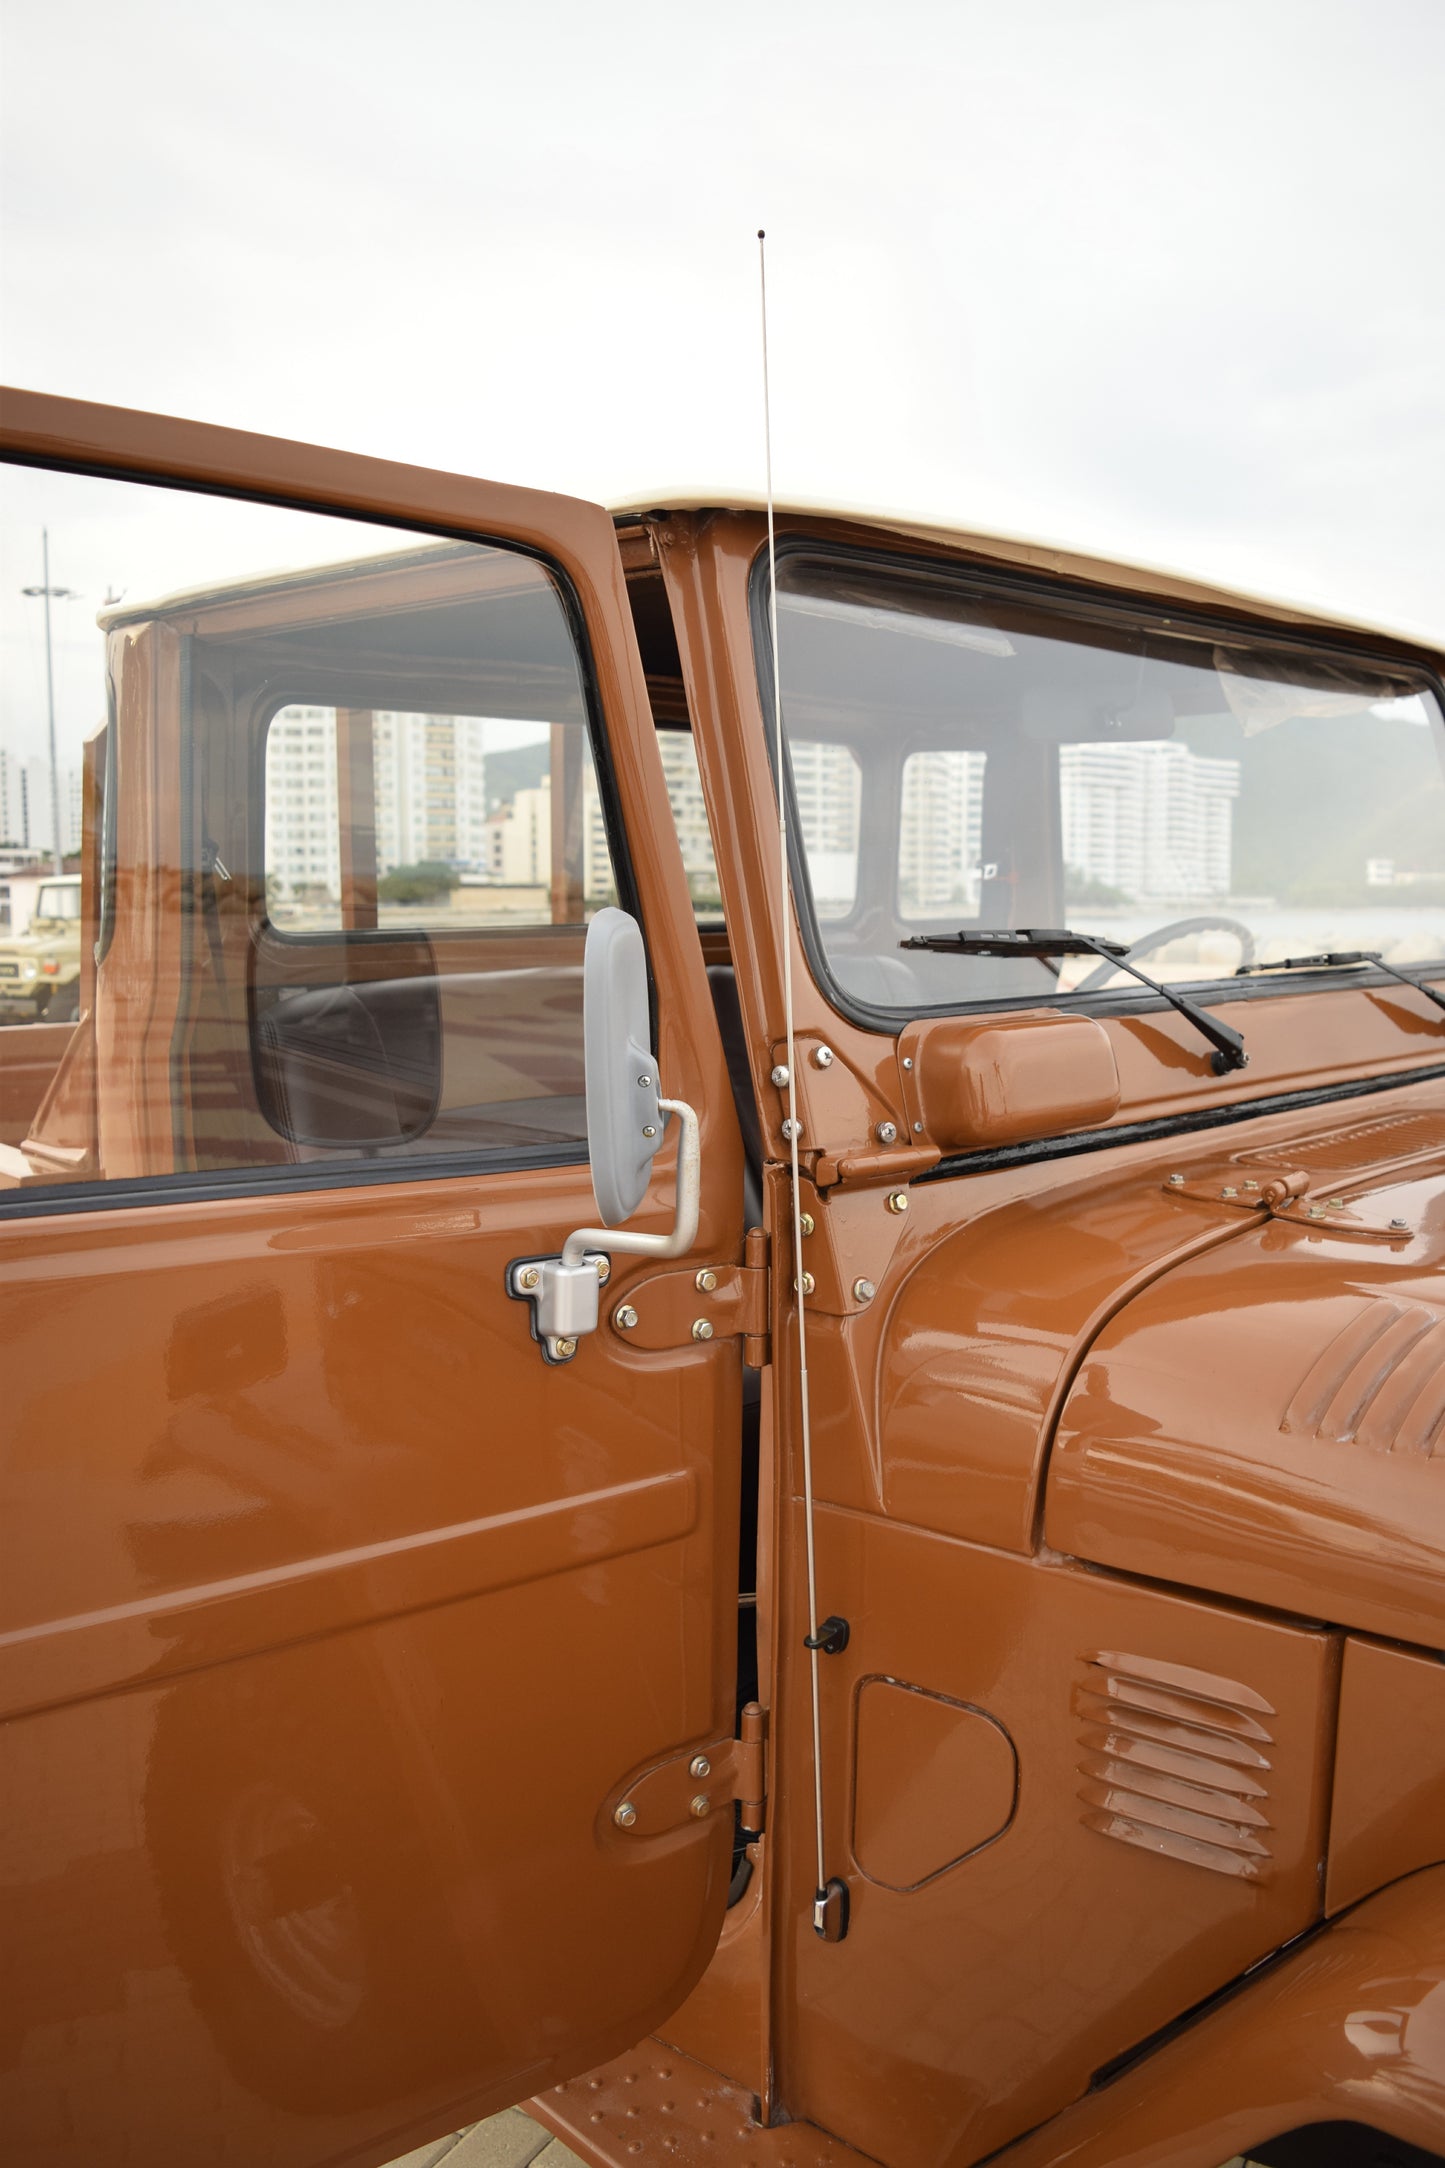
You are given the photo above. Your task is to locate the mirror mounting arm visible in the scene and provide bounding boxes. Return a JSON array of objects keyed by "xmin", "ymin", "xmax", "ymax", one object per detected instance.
[{"xmin": 508, "ymin": 1099, "xmax": 701, "ymax": 1364}]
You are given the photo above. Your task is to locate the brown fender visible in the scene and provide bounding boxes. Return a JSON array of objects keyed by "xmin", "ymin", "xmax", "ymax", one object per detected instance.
[{"xmin": 985, "ymin": 1868, "xmax": 1445, "ymax": 2168}]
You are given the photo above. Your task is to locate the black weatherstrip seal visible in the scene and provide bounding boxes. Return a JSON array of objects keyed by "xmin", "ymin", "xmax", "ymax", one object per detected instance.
[{"xmin": 918, "ymin": 1062, "xmax": 1445, "ymax": 1184}]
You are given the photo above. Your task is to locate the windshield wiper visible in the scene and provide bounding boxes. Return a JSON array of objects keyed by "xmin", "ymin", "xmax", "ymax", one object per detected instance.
[
  {"xmin": 900, "ymin": 926, "xmax": 1249, "ymax": 1075},
  {"xmin": 1237, "ymin": 950, "xmax": 1445, "ymax": 1018}
]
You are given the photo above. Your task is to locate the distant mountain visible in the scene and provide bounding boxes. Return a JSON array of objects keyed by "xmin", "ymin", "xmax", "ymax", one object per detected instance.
[
  {"xmin": 1182, "ymin": 711, "xmax": 1445, "ymax": 903},
  {"xmin": 485, "ymin": 741, "xmax": 549, "ymax": 813}
]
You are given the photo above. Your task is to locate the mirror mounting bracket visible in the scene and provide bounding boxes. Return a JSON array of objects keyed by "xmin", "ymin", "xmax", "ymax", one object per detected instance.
[{"xmin": 507, "ymin": 1097, "xmax": 701, "ymax": 1364}]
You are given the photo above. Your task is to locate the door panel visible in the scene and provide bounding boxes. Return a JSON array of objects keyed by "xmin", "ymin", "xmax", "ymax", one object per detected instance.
[{"xmin": 0, "ymin": 393, "xmax": 744, "ymax": 2166}]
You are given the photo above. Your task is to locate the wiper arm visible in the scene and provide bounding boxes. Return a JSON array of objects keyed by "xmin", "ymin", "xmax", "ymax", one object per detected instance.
[
  {"xmin": 900, "ymin": 926, "xmax": 1249, "ymax": 1075},
  {"xmin": 1237, "ymin": 950, "xmax": 1445, "ymax": 1018}
]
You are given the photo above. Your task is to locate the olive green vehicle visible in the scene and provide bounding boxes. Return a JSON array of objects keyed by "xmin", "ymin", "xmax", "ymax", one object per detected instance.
[{"xmin": 0, "ymin": 875, "xmax": 83, "ymax": 1022}]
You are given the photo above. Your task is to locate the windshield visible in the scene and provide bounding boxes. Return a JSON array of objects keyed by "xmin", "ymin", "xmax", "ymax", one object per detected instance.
[
  {"xmin": 35, "ymin": 882, "xmax": 81, "ymax": 922},
  {"xmin": 768, "ymin": 552, "xmax": 1445, "ymax": 1015}
]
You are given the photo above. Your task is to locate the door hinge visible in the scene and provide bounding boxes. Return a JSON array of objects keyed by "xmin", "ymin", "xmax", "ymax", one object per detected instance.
[
  {"xmin": 608, "ymin": 1227, "xmax": 771, "ymax": 1366},
  {"xmin": 606, "ymin": 1703, "xmax": 768, "ymax": 1838}
]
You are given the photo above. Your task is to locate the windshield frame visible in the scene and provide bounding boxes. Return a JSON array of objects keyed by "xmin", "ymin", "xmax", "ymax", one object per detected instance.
[{"xmin": 750, "ymin": 534, "xmax": 1445, "ymax": 1035}]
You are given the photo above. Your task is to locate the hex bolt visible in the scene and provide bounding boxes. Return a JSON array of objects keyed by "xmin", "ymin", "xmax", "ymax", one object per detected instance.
[
  {"xmin": 1329, "ymin": 1197, "xmax": 1345, "ymax": 1209},
  {"xmin": 554, "ymin": 1338, "xmax": 578, "ymax": 1359},
  {"xmin": 1221, "ymin": 1186, "xmax": 1238, "ymax": 1198},
  {"xmin": 875, "ymin": 1121, "xmax": 898, "ymax": 1145},
  {"xmin": 1243, "ymin": 1179, "xmax": 1259, "ymax": 1191},
  {"xmin": 692, "ymin": 1318, "xmax": 715, "ymax": 1342},
  {"xmin": 799, "ymin": 1212, "xmax": 815, "ymax": 1237},
  {"xmin": 689, "ymin": 1754, "xmax": 712, "ymax": 1779},
  {"xmin": 853, "ymin": 1278, "xmax": 876, "ymax": 1303},
  {"xmin": 614, "ymin": 1801, "xmax": 638, "ymax": 1829},
  {"xmin": 594, "ymin": 1256, "xmax": 611, "ymax": 1283},
  {"xmin": 689, "ymin": 1794, "xmax": 711, "ymax": 1819},
  {"xmin": 771, "ymin": 1064, "xmax": 790, "ymax": 1087},
  {"xmin": 615, "ymin": 1304, "xmax": 639, "ymax": 1331},
  {"xmin": 781, "ymin": 1117, "xmax": 803, "ymax": 1141},
  {"xmin": 886, "ymin": 1190, "xmax": 909, "ymax": 1214},
  {"xmin": 795, "ymin": 1272, "xmax": 816, "ymax": 1296},
  {"xmin": 913, "ymin": 1121, "xmax": 925, "ymax": 1134},
  {"xmin": 812, "ymin": 1046, "xmax": 834, "ymax": 1069},
  {"xmin": 695, "ymin": 1268, "xmax": 718, "ymax": 1292},
  {"xmin": 518, "ymin": 1264, "xmax": 540, "ymax": 1290},
  {"xmin": 901, "ymin": 1056, "xmax": 914, "ymax": 1071},
  {"xmin": 1167, "ymin": 1174, "xmax": 1185, "ymax": 1186},
  {"xmin": 1390, "ymin": 1217, "xmax": 1409, "ymax": 1231}
]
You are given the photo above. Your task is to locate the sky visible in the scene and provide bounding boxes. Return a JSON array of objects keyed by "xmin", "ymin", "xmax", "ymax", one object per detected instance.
[{"xmin": 1, "ymin": 0, "xmax": 1442, "ymax": 773}]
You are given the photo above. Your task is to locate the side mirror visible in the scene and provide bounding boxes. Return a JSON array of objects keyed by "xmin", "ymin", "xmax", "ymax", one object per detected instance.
[
  {"xmin": 584, "ymin": 906, "xmax": 667, "ymax": 1225},
  {"xmin": 506, "ymin": 908, "xmax": 700, "ymax": 1363}
]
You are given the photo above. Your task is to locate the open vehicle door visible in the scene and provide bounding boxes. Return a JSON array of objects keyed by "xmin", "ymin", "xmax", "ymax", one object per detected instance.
[{"xmin": 0, "ymin": 392, "xmax": 746, "ymax": 2167}]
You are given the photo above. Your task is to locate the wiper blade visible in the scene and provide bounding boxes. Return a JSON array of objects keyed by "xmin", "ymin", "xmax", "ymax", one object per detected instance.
[
  {"xmin": 1237, "ymin": 950, "xmax": 1445, "ymax": 1017},
  {"xmin": 901, "ymin": 926, "xmax": 1249, "ymax": 1076}
]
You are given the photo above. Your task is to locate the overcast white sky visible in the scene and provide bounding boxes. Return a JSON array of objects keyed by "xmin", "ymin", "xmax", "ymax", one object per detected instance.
[{"xmin": 1, "ymin": 0, "xmax": 1442, "ymax": 770}]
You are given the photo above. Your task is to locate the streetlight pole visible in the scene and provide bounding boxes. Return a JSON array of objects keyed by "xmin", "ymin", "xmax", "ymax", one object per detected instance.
[{"xmin": 21, "ymin": 528, "xmax": 75, "ymax": 875}]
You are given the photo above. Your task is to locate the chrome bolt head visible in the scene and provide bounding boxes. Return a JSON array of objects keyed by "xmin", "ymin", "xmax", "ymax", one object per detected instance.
[
  {"xmin": 1391, "ymin": 1217, "xmax": 1409, "ymax": 1231},
  {"xmin": 642, "ymin": 1123, "xmax": 658, "ymax": 1139},
  {"xmin": 886, "ymin": 1190, "xmax": 909, "ymax": 1214},
  {"xmin": 518, "ymin": 1264, "xmax": 540, "ymax": 1290},
  {"xmin": 781, "ymin": 1117, "xmax": 802, "ymax": 1141},
  {"xmin": 1167, "ymin": 1173, "xmax": 1185, "ymax": 1186},
  {"xmin": 615, "ymin": 1304, "xmax": 639, "ymax": 1331},
  {"xmin": 901, "ymin": 1055, "xmax": 914, "ymax": 1070},
  {"xmin": 594, "ymin": 1256, "xmax": 611, "ymax": 1283},
  {"xmin": 853, "ymin": 1278, "xmax": 876, "ymax": 1303},
  {"xmin": 771, "ymin": 1063, "xmax": 790, "ymax": 1087},
  {"xmin": 799, "ymin": 1212, "xmax": 815, "ymax": 1237},
  {"xmin": 795, "ymin": 1272, "xmax": 816, "ymax": 1296},
  {"xmin": 554, "ymin": 1337, "xmax": 578, "ymax": 1359},
  {"xmin": 614, "ymin": 1800, "xmax": 638, "ymax": 1829},
  {"xmin": 689, "ymin": 1754, "xmax": 711, "ymax": 1779},
  {"xmin": 913, "ymin": 1121, "xmax": 924, "ymax": 1134},
  {"xmin": 637, "ymin": 1073, "xmax": 653, "ymax": 1087},
  {"xmin": 875, "ymin": 1121, "xmax": 898, "ymax": 1145},
  {"xmin": 812, "ymin": 1046, "xmax": 834, "ymax": 1069},
  {"xmin": 689, "ymin": 1794, "xmax": 711, "ymax": 1820},
  {"xmin": 1221, "ymin": 1186, "xmax": 1237, "ymax": 1198},
  {"xmin": 691, "ymin": 1318, "xmax": 715, "ymax": 1342},
  {"xmin": 695, "ymin": 1268, "xmax": 718, "ymax": 1292}
]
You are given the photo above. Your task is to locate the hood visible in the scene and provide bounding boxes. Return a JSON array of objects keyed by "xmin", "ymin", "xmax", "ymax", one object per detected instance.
[{"xmin": 1046, "ymin": 1108, "xmax": 1445, "ymax": 1650}]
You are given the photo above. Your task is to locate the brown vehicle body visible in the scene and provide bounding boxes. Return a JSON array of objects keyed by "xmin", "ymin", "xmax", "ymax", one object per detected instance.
[{"xmin": 2, "ymin": 388, "xmax": 1444, "ymax": 2168}]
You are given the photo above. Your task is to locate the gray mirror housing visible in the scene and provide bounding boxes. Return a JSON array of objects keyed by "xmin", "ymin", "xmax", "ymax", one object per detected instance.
[{"xmin": 584, "ymin": 907, "xmax": 666, "ymax": 1227}]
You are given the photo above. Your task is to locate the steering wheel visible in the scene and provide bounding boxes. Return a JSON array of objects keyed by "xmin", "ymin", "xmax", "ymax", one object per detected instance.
[{"xmin": 1074, "ymin": 914, "xmax": 1256, "ymax": 993}]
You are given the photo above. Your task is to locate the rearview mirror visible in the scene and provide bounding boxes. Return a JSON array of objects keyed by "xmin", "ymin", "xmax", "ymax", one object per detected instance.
[{"xmin": 584, "ymin": 906, "xmax": 667, "ymax": 1226}]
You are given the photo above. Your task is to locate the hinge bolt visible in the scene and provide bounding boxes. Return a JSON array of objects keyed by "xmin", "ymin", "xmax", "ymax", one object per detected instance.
[
  {"xmin": 812, "ymin": 1046, "xmax": 834, "ymax": 1068},
  {"xmin": 875, "ymin": 1121, "xmax": 898, "ymax": 1145},
  {"xmin": 614, "ymin": 1801, "xmax": 638, "ymax": 1828},
  {"xmin": 1168, "ymin": 1173, "xmax": 1185, "ymax": 1186},
  {"xmin": 1391, "ymin": 1217, "xmax": 1409, "ymax": 1231},
  {"xmin": 692, "ymin": 1318, "xmax": 715, "ymax": 1341},
  {"xmin": 886, "ymin": 1190, "xmax": 909, "ymax": 1214},
  {"xmin": 595, "ymin": 1256, "xmax": 611, "ymax": 1283},
  {"xmin": 795, "ymin": 1272, "xmax": 815, "ymax": 1296},
  {"xmin": 695, "ymin": 1268, "xmax": 718, "ymax": 1292},
  {"xmin": 615, "ymin": 1304, "xmax": 639, "ymax": 1330},
  {"xmin": 689, "ymin": 1794, "xmax": 711, "ymax": 1819},
  {"xmin": 799, "ymin": 1212, "xmax": 815, "ymax": 1236},
  {"xmin": 518, "ymin": 1264, "xmax": 540, "ymax": 1290},
  {"xmin": 853, "ymin": 1278, "xmax": 876, "ymax": 1303},
  {"xmin": 689, "ymin": 1754, "xmax": 711, "ymax": 1778},
  {"xmin": 771, "ymin": 1064, "xmax": 790, "ymax": 1087},
  {"xmin": 1221, "ymin": 1186, "xmax": 1237, "ymax": 1197}
]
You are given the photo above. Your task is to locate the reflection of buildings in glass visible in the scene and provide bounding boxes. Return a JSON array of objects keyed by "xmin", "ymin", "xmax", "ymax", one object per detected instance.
[
  {"xmin": 1060, "ymin": 741, "xmax": 1240, "ymax": 902},
  {"xmin": 266, "ymin": 709, "xmax": 489, "ymax": 898},
  {"xmin": 789, "ymin": 739, "xmax": 862, "ymax": 910},
  {"xmin": 0, "ymin": 745, "xmax": 82, "ymax": 856},
  {"xmin": 900, "ymin": 750, "xmax": 987, "ymax": 912}
]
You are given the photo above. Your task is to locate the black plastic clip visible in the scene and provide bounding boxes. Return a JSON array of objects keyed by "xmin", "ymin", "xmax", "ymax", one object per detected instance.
[{"xmin": 803, "ymin": 1614, "xmax": 850, "ymax": 1654}]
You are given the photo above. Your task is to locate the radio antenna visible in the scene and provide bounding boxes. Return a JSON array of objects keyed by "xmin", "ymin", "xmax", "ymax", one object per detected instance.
[{"xmin": 758, "ymin": 229, "xmax": 843, "ymax": 1942}]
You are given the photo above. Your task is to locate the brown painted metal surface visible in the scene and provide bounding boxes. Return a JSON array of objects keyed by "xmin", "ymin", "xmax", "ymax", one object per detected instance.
[
  {"xmin": 1327, "ymin": 1637, "xmax": 1445, "ymax": 1914},
  {"xmin": 4, "ymin": 392, "xmax": 1445, "ymax": 2168}
]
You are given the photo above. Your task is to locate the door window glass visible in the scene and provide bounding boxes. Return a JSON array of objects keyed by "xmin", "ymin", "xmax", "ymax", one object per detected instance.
[{"xmin": 0, "ymin": 462, "xmax": 624, "ymax": 1202}]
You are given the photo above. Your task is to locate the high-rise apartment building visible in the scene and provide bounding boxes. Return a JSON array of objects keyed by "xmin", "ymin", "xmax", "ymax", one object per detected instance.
[
  {"xmin": 1060, "ymin": 740, "xmax": 1239, "ymax": 902},
  {"xmin": 899, "ymin": 749, "xmax": 988, "ymax": 915}
]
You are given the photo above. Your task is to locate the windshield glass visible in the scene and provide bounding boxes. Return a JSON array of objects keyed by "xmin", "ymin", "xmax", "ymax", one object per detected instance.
[
  {"xmin": 35, "ymin": 882, "xmax": 80, "ymax": 921},
  {"xmin": 769, "ymin": 552, "xmax": 1445, "ymax": 1014}
]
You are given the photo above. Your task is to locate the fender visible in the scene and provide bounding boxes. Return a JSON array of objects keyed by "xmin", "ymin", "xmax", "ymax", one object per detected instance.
[{"xmin": 985, "ymin": 1867, "xmax": 1445, "ymax": 2168}]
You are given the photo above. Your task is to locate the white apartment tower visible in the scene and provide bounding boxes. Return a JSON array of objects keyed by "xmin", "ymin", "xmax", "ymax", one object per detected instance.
[{"xmin": 1059, "ymin": 741, "xmax": 1240, "ymax": 902}]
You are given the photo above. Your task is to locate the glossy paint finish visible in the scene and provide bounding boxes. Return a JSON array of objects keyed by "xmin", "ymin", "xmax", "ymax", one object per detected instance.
[
  {"xmin": 986, "ymin": 1867, "xmax": 1445, "ymax": 2168},
  {"xmin": 0, "ymin": 393, "xmax": 745, "ymax": 2167},
  {"xmin": 1327, "ymin": 1637, "xmax": 1445, "ymax": 1914},
  {"xmin": 899, "ymin": 1010, "xmax": 1120, "ymax": 1150}
]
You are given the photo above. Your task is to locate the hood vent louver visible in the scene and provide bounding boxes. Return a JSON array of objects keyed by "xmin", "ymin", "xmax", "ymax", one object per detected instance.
[
  {"xmin": 1075, "ymin": 1652, "xmax": 1275, "ymax": 1881},
  {"xmin": 1282, "ymin": 1299, "xmax": 1445, "ymax": 1455}
]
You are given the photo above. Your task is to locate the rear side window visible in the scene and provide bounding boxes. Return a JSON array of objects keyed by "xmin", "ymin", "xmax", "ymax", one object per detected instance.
[{"xmin": 0, "ymin": 463, "xmax": 626, "ymax": 1203}]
